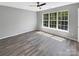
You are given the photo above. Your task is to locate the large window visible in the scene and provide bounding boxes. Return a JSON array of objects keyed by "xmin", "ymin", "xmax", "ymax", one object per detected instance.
[
  {"xmin": 43, "ymin": 11, "xmax": 69, "ymax": 31},
  {"xmin": 58, "ymin": 11, "xmax": 68, "ymax": 30},
  {"xmin": 50, "ymin": 12, "xmax": 57, "ymax": 28},
  {"xmin": 43, "ymin": 14, "xmax": 49, "ymax": 27}
]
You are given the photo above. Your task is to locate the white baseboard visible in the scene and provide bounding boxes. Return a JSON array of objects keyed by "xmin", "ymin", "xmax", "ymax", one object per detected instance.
[{"xmin": 0, "ymin": 29, "xmax": 35, "ymax": 40}]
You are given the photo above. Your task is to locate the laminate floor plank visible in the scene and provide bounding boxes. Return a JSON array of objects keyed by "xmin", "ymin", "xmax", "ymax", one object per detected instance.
[{"xmin": 0, "ymin": 31, "xmax": 79, "ymax": 56}]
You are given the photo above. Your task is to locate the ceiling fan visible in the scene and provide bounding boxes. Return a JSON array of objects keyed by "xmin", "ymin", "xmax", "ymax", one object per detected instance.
[{"xmin": 29, "ymin": 2, "xmax": 46, "ymax": 9}]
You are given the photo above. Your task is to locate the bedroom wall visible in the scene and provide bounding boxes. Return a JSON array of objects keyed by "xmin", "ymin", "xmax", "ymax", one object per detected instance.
[
  {"xmin": 37, "ymin": 3, "xmax": 79, "ymax": 41},
  {"xmin": 0, "ymin": 5, "xmax": 37, "ymax": 39}
]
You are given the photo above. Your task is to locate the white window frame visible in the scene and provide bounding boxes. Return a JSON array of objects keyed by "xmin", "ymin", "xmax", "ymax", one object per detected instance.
[
  {"xmin": 42, "ymin": 13, "xmax": 49, "ymax": 27},
  {"xmin": 50, "ymin": 12, "xmax": 57, "ymax": 28},
  {"xmin": 42, "ymin": 10, "xmax": 69, "ymax": 32}
]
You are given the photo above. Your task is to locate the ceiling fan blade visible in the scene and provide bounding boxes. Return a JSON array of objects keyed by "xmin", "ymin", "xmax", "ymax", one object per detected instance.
[{"xmin": 39, "ymin": 3, "xmax": 46, "ymax": 6}]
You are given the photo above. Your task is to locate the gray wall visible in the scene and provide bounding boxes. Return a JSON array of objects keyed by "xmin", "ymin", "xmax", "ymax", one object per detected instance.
[
  {"xmin": 0, "ymin": 6, "xmax": 37, "ymax": 39},
  {"xmin": 37, "ymin": 3, "xmax": 79, "ymax": 41}
]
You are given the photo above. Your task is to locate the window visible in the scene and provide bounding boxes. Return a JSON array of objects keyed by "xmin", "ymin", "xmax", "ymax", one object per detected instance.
[
  {"xmin": 50, "ymin": 12, "xmax": 57, "ymax": 28},
  {"xmin": 42, "ymin": 11, "xmax": 69, "ymax": 31},
  {"xmin": 43, "ymin": 14, "xmax": 49, "ymax": 27},
  {"xmin": 58, "ymin": 11, "xmax": 68, "ymax": 30}
]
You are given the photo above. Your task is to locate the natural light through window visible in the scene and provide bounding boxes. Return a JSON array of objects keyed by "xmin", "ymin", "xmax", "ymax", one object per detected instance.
[
  {"xmin": 36, "ymin": 31, "xmax": 65, "ymax": 42},
  {"xmin": 42, "ymin": 11, "xmax": 69, "ymax": 31}
]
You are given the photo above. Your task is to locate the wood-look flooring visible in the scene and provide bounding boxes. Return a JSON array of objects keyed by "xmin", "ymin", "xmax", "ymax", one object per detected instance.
[{"xmin": 0, "ymin": 31, "xmax": 79, "ymax": 56}]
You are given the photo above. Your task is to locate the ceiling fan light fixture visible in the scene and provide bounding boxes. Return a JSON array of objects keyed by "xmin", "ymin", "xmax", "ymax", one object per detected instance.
[{"xmin": 29, "ymin": 2, "xmax": 46, "ymax": 9}]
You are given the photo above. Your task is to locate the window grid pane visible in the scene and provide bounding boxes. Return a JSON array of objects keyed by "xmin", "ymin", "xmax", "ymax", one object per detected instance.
[
  {"xmin": 50, "ymin": 13, "xmax": 57, "ymax": 21},
  {"xmin": 58, "ymin": 25, "xmax": 68, "ymax": 30},
  {"xmin": 50, "ymin": 21, "xmax": 56, "ymax": 28},
  {"xmin": 43, "ymin": 21, "xmax": 48, "ymax": 27}
]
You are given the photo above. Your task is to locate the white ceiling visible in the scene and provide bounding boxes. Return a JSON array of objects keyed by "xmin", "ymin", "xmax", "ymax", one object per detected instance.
[{"xmin": 0, "ymin": 2, "xmax": 76, "ymax": 12}]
